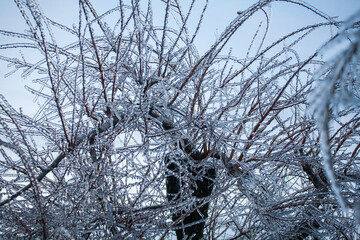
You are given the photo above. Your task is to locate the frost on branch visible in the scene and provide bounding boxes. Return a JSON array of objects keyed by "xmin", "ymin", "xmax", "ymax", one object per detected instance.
[
  {"xmin": 309, "ymin": 10, "xmax": 360, "ymax": 225},
  {"xmin": 1, "ymin": 0, "xmax": 360, "ymax": 239}
]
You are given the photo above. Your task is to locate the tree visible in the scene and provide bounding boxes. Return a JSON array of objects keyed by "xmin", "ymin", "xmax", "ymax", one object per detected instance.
[{"xmin": 0, "ymin": 0, "xmax": 359, "ymax": 239}]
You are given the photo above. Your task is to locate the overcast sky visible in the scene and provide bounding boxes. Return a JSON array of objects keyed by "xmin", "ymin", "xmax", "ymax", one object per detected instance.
[{"xmin": 0, "ymin": 0, "xmax": 359, "ymax": 116}]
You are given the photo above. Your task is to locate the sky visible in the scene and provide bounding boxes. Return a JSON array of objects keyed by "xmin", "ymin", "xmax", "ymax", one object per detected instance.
[{"xmin": 0, "ymin": 0, "xmax": 359, "ymax": 116}]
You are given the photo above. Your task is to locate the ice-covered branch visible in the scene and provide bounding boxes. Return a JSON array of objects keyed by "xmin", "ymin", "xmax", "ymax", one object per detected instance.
[
  {"xmin": 0, "ymin": 112, "xmax": 123, "ymax": 207},
  {"xmin": 309, "ymin": 15, "xmax": 360, "ymax": 213}
]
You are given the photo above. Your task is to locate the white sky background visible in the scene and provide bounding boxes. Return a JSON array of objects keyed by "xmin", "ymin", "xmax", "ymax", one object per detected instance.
[{"xmin": 0, "ymin": 0, "xmax": 359, "ymax": 117}]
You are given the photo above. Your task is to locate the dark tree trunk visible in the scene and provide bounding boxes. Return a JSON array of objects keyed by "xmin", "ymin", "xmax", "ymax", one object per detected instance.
[{"xmin": 165, "ymin": 155, "xmax": 216, "ymax": 240}]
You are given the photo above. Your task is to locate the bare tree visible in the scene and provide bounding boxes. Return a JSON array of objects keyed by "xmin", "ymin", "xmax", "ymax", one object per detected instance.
[{"xmin": 0, "ymin": 0, "xmax": 359, "ymax": 239}]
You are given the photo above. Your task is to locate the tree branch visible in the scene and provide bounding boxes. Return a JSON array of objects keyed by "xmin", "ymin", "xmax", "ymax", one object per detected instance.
[{"xmin": 0, "ymin": 113, "xmax": 123, "ymax": 207}]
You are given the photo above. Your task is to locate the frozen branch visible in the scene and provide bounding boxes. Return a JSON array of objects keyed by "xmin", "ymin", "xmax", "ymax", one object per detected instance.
[{"xmin": 0, "ymin": 113, "xmax": 123, "ymax": 207}]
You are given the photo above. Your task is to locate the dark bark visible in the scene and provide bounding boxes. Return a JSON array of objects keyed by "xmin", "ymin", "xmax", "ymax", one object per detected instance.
[
  {"xmin": 165, "ymin": 155, "xmax": 216, "ymax": 240},
  {"xmin": 289, "ymin": 148, "xmax": 328, "ymax": 240}
]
